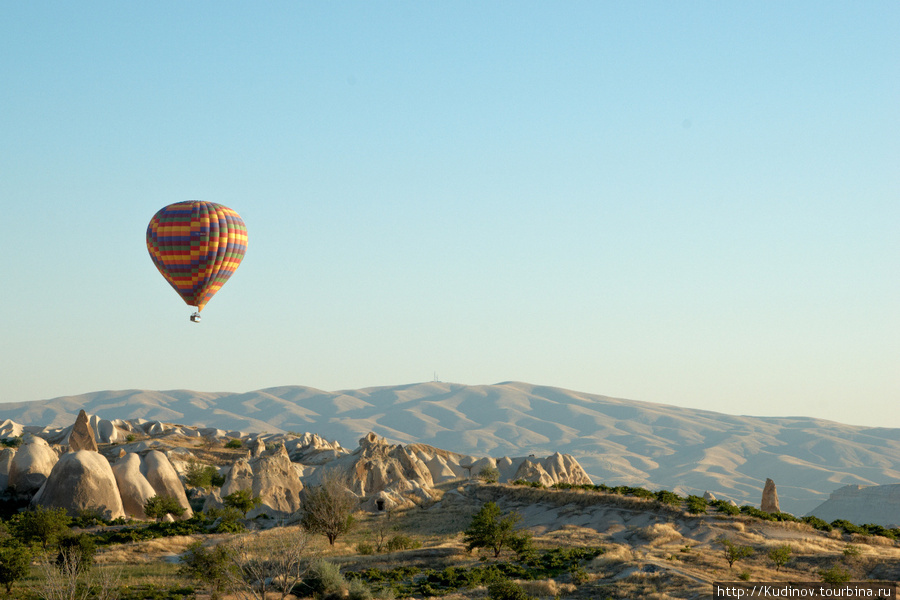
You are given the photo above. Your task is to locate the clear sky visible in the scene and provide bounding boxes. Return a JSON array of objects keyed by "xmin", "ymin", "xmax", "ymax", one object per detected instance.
[{"xmin": 1, "ymin": 2, "xmax": 897, "ymax": 428}]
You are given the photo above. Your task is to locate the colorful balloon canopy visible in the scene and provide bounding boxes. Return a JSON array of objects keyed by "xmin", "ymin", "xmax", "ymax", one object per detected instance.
[{"xmin": 146, "ymin": 201, "xmax": 248, "ymax": 312}]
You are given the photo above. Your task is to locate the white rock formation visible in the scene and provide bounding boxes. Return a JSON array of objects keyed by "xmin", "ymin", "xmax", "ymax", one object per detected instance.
[
  {"xmin": 8, "ymin": 435, "xmax": 58, "ymax": 495},
  {"xmin": 761, "ymin": 478, "xmax": 780, "ymax": 513},
  {"xmin": 0, "ymin": 448, "xmax": 15, "ymax": 490},
  {"xmin": 31, "ymin": 450, "xmax": 126, "ymax": 520},
  {"xmin": 215, "ymin": 443, "xmax": 303, "ymax": 517},
  {"xmin": 112, "ymin": 453, "xmax": 158, "ymax": 519},
  {"xmin": 807, "ymin": 483, "xmax": 900, "ymax": 528},
  {"xmin": 141, "ymin": 450, "xmax": 193, "ymax": 518}
]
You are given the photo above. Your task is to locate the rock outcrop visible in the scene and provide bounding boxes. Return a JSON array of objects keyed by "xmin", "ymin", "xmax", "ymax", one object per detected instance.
[
  {"xmin": 140, "ymin": 450, "xmax": 192, "ymax": 518},
  {"xmin": 68, "ymin": 410, "xmax": 99, "ymax": 452},
  {"xmin": 112, "ymin": 453, "xmax": 158, "ymax": 519},
  {"xmin": 7, "ymin": 435, "xmax": 58, "ymax": 495},
  {"xmin": 31, "ymin": 450, "xmax": 126, "ymax": 520},
  {"xmin": 0, "ymin": 448, "xmax": 15, "ymax": 490},
  {"xmin": 215, "ymin": 443, "xmax": 303, "ymax": 517},
  {"xmin": 761, "ymin": 478, "xmax": 780, "ymax": 513},
  {"xmin": 807, "ymin": 484, "xmax": 900, "ymax": 528}
]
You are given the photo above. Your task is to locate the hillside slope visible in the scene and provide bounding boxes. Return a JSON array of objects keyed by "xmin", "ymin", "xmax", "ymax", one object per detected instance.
[{"xmin": 3, "ymin": 381, "xmax": 899, "ymax": 514}]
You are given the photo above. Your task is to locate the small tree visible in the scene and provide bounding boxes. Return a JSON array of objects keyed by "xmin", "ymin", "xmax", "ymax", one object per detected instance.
[
  {"xmin": 719, "ymin": 537, "xmax": 754, "ymax": 569},
  {"xmin": 143, "ymin": 495, "xmax": 186, "ymax": 522},
  {"xmin": 820, "ymin": 563, "xmax": 852, "ymax": 584},
  {"xmin": 179, "ymin": 541, "xmax": 236, "ymax": 600},
  {"xmin": 478, "ymin": 466, "xmax": 500, "ymax": 484},
  {"xmin": 767, "ymin": 544, "xmax": 792, "ymax": 571},
  {"xmin": 9, "ymin": 505, "xmax": 71, "ymax": 550},
  {"xmin": 0, "ymin": 541, "xmax": 31, "ymax": 594},
  {"xmin": 300, "ymin": 471, "xmax": 358, "ymax": 546},
  {"xmin": 223, "ymin": 529, "xmax": 314, "ymax": 600},
  {"xmin": 463, "ymin": 502, "xmax": 531, "ymax": 558},
  {"xmin": 685, "ymin": 495, "xmax": 707, "ymax": 514},
  {"xmin": 223, "ymin": 489, "xmax": 262, "ymax": 517},
  {"xmin": 56, "ymin": 533, "xmax": 95, "ymax": 576},
  {"xmin": 184, "ymin": 461, "xmax": 225, "ymax": 490}
]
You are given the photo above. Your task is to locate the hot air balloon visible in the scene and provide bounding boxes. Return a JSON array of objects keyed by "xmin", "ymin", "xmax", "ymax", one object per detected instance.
[{"xmin": 146, "ymin": 201, "xmax": 247, "ymax": 322}]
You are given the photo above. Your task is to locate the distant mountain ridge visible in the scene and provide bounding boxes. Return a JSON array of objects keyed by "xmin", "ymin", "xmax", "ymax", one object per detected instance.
[{"xmin": 2, "ymin": 381, "xmax": 899, "ymax": 515}]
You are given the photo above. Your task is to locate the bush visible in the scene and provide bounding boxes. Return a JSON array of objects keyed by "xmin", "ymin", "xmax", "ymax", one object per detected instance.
[
  {"xmin": 300, "ymin": 471, "xmax": 358, "ymax": 545},
  {"xmin": 802, "ymin": 515, "xmax": 832, "ymax": 531},
  {"xmin": 0, "ymin": 437, "xmax": 22, "ymax": 448},
  {"xmin": 655, "ymin": 489, "xmax": 681, "ymax": 506},
  {"xmin": 144, "ymin": 495, "xmax": 187, "ymax": 521},
  {"xmin": 711, "ymin": 500, "xmax": 740, "ymax": 516},
  {"xmin": 179, "ymin": 541, "xmax": 235, "ymax": 600},
  {"xmin": 357, "ymin": 541, "xmax": 375, "ymax": 555},
  {"xmin": 768, "ymin": 544, "xmax": 792, "ymax": 570},
  {"xmin": 0, "ymin": 540, "xmax": 31, "ymax": 593},
  {"xmin": 831, "ymin": 519, "xmax": 865, "ymax": 535},
  {"xmin": 299, "ymin": 559, "xmax": 345, "ymax": 598},
  {"xmin": 685, "ymin": 495, "xmax": 707, "ymax": 514},
  {"xmin": 464, "ymin": 502, "xmax": 531, "ymax": 558},
  {"xmin": 478, "ymin": 466, "xmax": 500, "ymax": 484},
  {"xmin": 223, "ymin": 489, "xmax": 261, "ymax": 517},
  {"xmin": 9, "ymin": 505, "xmax": 72, "ymax": 549},
  {"xmin": 820, "ymin": 564, "xmax": 852, "ymax": 584},
  {"xmin": 719, "ymin": 538, "xmax": 754, "ymax": 569},
  {"xmin": 488, "ymin": 578, "xmax": 534, "ymax": 600},
  {"xmin": 184, "ymin": 461, "xmax": 225, "ymax": 489},
  {"xmin": 225, "ymin": 439, "xmax": 243, "ymax": 449},
  {"xmin": 386, "ymin": 535, "xmax": 421, "ymax": 552},
  {"xmin": 348, "ymin": 578, "xmax": 374, "ymax": 600},
  {"xmin": 56, "ymin": 533, "xmax": 96, "ymax": 575}
]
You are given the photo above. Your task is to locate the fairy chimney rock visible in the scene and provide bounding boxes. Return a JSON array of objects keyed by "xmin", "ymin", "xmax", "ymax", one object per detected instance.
[
  {"xmin": 761, "ymin": 478, "xmax": 780, "ymax": 513},
  {"xmin": 69, "ymin": 410, "xmax": 98, "ymax": 452}
]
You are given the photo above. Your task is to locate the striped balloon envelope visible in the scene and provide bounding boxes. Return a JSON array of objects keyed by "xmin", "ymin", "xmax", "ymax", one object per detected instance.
[{"xmin": 146, "ymin": 201, "xmax": 248, "ymax": 315}]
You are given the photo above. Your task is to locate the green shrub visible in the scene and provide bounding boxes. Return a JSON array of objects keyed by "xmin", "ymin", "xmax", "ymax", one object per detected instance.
[
  {"xmin": 357, "ymin": 541, "xmax": 375, "ymax": 555},
  {"xmin": 820, "ymin": 564, "xmax": 852, "ymax": 584},
  {"xmin": 0, "ymin": 540, "xmax": 31, "ymax": 594},
  {"xmin": 348, "ymin": 578, "xmax": 374, "ymax": 600},
  {"xmin": 223, "ymin": 489, "xmax": 261, "ymax": 517},
  {"xmin": 386, "ymin": 535, "xmax": 421, "ymax": 552},
  {"xmin": 802, "ymin": 515, "xmax": 832, "ymax": 531},
  {"xmin": 0, "ymin": 438, "xmax": 22, "ymax": 449},
  {"xmin": 655, "ymin": 489, "xmax": 681, "ymax": 506},
  {"xmin": 768, "ymin": 545, "xmax": 792, "ymax": 571},
  {"xmin": 738, "ymin": 571, "xmax": 751, "ymax": 581},
  {"xmin": 179, "ymin": 541, "xmax": 235, "ymax": 600},
  {"xmin": 512, "ymin": 479, "xmax": 544, "ymax": 488},
  {"xmin": 488, "ymin": 578, "xmax": 534, "ymax": 600},
  {"xmin": 478, "ymin": 466, "xmax": 500, "ymax": 484},
  {"xmin": 225, "ymin": 439, "xmax": 243, "ymax": 449},
  {"xmin": 842, "ymin": 544, "xmax": 861, "ymax": 558},
  {"xmin": 463, "ymin": 502, "xmax": 531, "ymax": 558},
  {"xmin": 299, "ymin": 559, "xmax": 345, "ymax": 598},
  {"xmin": 9, "ymin": 505, "xmax": 72, "ymax": 549},
  {"xmin": 56, "ymin": 533, "xmax": 96, "ymax": 574},
  {"xmin": 144, "ymin": 495, "xmax": 187, "ymax": 521},
  {"xmin": 685, "ymin": 495, "xmax": 707, "ymax": 514},
  {"xmin": 711, "ymin": 500, "xmax": 740, "ymax": 515},
  {"xmin": 184, "ymin": 461, "xmax": 225, "ymax": 489},
  {"xmin": 831, "ymin": 519, "xmax": 865, "ymax": 535}
]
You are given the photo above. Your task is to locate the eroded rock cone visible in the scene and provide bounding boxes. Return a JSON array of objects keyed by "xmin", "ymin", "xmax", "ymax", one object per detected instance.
[
  {"xmin": 761, "ymin": 478, "xmax": 780, "ymax": 513},
  {"xmin": 30, "ymin": 450, "xmax": 125, "ymax": 520},
  {"xmin": 69, "ymin": 409, "xmax": 98, "ymax": 452}
]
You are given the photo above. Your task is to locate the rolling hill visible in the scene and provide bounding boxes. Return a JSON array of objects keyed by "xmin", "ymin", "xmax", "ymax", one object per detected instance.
[{"xmin": 2, "ymin": 381, "xmax": 898, "ymax": 515}]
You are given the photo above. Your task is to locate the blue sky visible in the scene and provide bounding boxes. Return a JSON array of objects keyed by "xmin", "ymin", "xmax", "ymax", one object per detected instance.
[{"xmin": 2, "ymin": 2, "xmax": 897, "ymax": 427}]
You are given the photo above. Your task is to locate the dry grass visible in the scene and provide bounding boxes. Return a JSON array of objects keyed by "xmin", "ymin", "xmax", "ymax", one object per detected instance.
[{"xmin": 636, "ymin": 523, "xmax": 683, "ymax": 547}]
